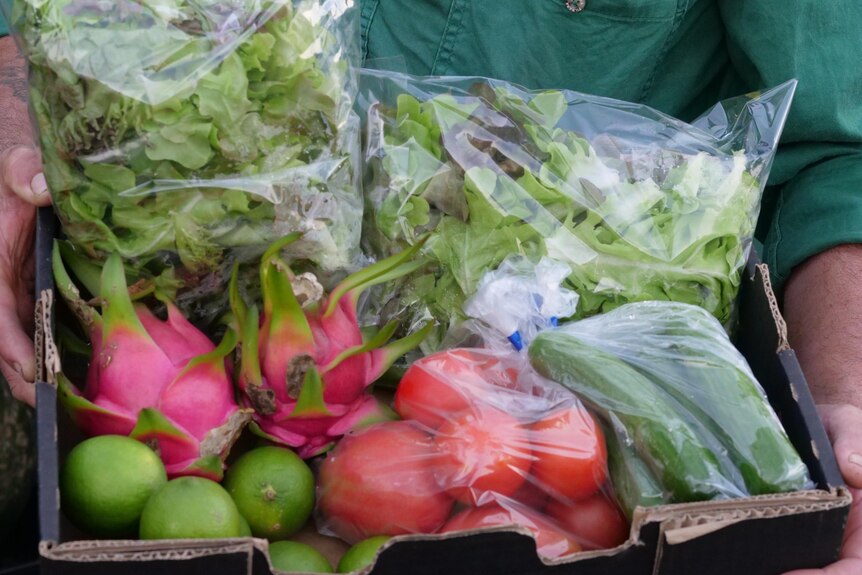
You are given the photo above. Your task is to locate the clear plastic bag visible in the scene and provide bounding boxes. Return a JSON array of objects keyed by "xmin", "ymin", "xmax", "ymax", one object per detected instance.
[
  {"xmin": 459, "ymin": 255, "xmax": 579, "ymax": 353},
  {"xmin": 528, "ymin": 302, "xmax": 813, "ymax": 513},
  {"xmin": 357, "ymin": 70, "xmax": 796, "ymax": 351},
  {"xmin": 316, "ymin": 348, "xmax": 630, "ymax": 557},
  {"xmin": 2, "ymin": 0, "xmax": 362, "ymax": 323}
]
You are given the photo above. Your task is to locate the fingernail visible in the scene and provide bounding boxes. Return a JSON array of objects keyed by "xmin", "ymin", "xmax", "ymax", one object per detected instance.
[
  {"xmin": 30, "ymin": 173, "xmax": 48, "ymax": 195},
  {"xmin": 11, "ymin": 362, "xmax": 23, "ymax": 376},
  {"xmin": 850, "ymin": 453, "xmax": 862, "ymax": 468}
]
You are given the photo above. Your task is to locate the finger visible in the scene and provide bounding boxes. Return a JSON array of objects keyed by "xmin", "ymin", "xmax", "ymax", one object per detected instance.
[
  {"xmin": 782, "ymin": 562, "xmax": 862, "ymax": 575},
  {"xmin": 0, "ymin": 358, "xmax": 35, "ymax": 407},
  {"xmin": 0, "ymin": 146, "xmax": 52, "ymax": 207},
  {"xmin": 819, "ymin": 405, "xmax": 862, "ymax": 489},
  {"xmin": 16, "ymin": 244, "xmax": 37, "ymax": 335}
]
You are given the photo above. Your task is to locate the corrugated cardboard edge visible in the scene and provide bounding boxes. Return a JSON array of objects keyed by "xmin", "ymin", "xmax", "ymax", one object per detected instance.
[
  {"xmin": 267, "ymin": 489, "xmax": 853, "ymax": 573},
  {"xmin": 633, "ymin": 487, "xmax": 853, "ymax": 574},
  {"xmin": 632, "ymin": 487, "xmax": 851, "ymax": 537},
  {"xmin": 754, "ymin": 263, "xmax": 789, "ymax": 352},
  {"xmin": 39, "ymin": 538, "xmax": 269, "ymax": 569},
  {"xmin": 342, "ymin": 528, "xmax": 642, "ymax": 570},
  {"xmin": 35, "ymin": 289, "xmax": 60, "ymax": 387}
]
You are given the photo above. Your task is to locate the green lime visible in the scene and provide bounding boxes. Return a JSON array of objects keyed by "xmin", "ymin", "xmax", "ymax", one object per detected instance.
[
  {"xmin": 239, "ymin": 514, "xmax": 252, "ymax": 537},
  {"xmin": 224, "ymin": 446, "xmax": 315, "ymax": 539},
  {"xmin": 60, "ymin": 435, "xmax": 166, "ymax": 537},
  {"xmin": 269, "ymin": 541, "xmax": 333, "ymax": 573},
  {"xmin": 337, "ymin": 536, "xmax": 392, "ymax": 573},
  {"xmin": 139, "ymin": 477, "xmax": 244, "ymax": 539}
]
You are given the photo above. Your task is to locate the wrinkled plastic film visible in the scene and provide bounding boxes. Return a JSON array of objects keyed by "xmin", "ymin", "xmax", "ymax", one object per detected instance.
[
  {"xmin": 3, "ymin": 0, "xmax": 362, "ymax": 324},
  {"xmin": 553, "ymin": 302, "xmax": 813, "ymax": 496},
  {"xmin": 528, "ymin": 302, "xmax": 812, "ymax": 510},
  {"xmin": 529, "ymin": 329, "xmax": 748, "ymax": 503},
  {"xmin": 357, "ymin": 70, "xmax": 796, "ymax": 351},
  {"xmin": 461, "ymin": 255, "xmax": 579, "ymax": 352},
  {"xmin": 316, "ymin": 349, "xmax": 630, "ymax": 557},
  {"xmin": 603, "ymin": 418, "xmax": 669, "ymax": 520}
]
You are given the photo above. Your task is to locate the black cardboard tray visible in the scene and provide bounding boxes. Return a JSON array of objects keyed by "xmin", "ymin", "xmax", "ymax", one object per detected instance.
[{"xmin": 32, "ymin": 208, "xmax": 852, "ymax": 575}]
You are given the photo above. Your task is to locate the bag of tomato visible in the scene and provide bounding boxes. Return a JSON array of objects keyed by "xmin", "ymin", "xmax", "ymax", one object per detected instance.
[{"xmin": 316, "ymin": 348, "xmax": 629, "ymax": 558}]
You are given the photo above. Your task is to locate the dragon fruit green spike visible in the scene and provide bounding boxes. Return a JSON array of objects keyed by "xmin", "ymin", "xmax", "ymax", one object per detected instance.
[
  {"xmin": 53, "ymin": 245, "xmax": 251, "ymax": 480},
  {"xmin": 232, "ymin": 233, "xmax": 433, "ymax": 458}
]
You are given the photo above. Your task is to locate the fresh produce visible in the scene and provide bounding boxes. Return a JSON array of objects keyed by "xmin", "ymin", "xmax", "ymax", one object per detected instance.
[
  {"xmin": 232, "ymin": 234, "xmax": 431, "ymax": 458},
  {"xmin": 239, "ymin": 515, "xmax": 253, "ymax": 538},
  {"xmin": 393, "ymin": 349, "xmax": 480, "ymax": 428},
  {"xmin": 336, "ymin": 536, "xmax": 392, "ymax": 573},
  {"xmin": 139, "ymin": 477, "xmax": 245, "ymax": 540},
  {"xmin": 224, "ymin": 446, "xmax": 315, "ymax": 540},
  {"xmin": 435, "ymin": 406, "xmax": 533, "ymax": 506},
  {"xmin": 53, "ymin": 247, "xmax": 250, "ymax": 480},
  {"xmin": 545, "ymin": 494, "xmax": 629, "ymax": 551},
  {"xmin": 317, "ymin": 422, "xmax": 455, "ymax": 543},
  {"xmin": 10, "ymin": 0, "xmax": 362, "ymax": 323},
  {"xmin": 359, "ymin": 71, "xmax": 794, "ymax": 350},
  {"xmin": 396, "ymin": 349, "xmax": 609, "ymax": 506},
  {"xmin": 506, "ymin": 480, "xmax": 551, "ymax": 511},
  {"xmin": 529, "ymin": 407, "xmax": 607, "ymax": 502},
  {"xmin": 529, "ymin": 302, "xmax": 814, "ymax": 507},
  {"xmin": 529, "ymin": 332, "xmax": 744, "ymax": 502},
  {"xmin": 603, "ymin": 424, "xmax": 669, "ymax": 520},
  {"xmin": 439, "ymin": 504, "xmax": 582, "ymax": 559},
  {"xmin": 604, "ymin": 302, "xmax": 811, "ymax": 495},
  {"xmin": 60, "ymin": 435, "xmax": 167, "ymax": 538},
  {"xmin": 342, "ymin": 348, "xmax": 623, "ymax": 553},
  {"xmin": 531, "ymin": 302, "xmax": 811, "ymax": 507},
  {"xmin": 269, "ymin": 541, "xmax": 334, "ymax": 574}
]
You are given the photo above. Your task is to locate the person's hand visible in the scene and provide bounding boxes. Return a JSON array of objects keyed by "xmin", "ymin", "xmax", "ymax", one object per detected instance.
[
  {"xmin": 0, "ymin": 145, "xmax": 51, "ymax": 407},
  {"xmin": 783, "ymin": 404, "xmax": 862, "ymax": 575},
  {"xmin": 1, "ymin": 36, "xmax": 52, "ymax": 406}
]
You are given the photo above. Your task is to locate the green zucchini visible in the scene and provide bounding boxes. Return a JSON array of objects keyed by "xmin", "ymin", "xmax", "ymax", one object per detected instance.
[
  {"xmin": 529, "ymin": 331, "xmax": 745, "ymax": 502},
  {"xmin": 604, "ymin": 421, "xmax": 669, "ymax": 520},
  {"xmin": 629, "ymin": 315, "xmax": 811, "ymax": 494}
]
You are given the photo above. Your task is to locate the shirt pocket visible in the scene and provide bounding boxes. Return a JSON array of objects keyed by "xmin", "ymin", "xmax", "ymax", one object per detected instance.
[
  {"xmin": 360, "ymin": 0, "xmax": 458, "ymax": 74},
  {"xmin": 576, "ymin": 0, "xmax": 680, "ymax": 20},
  {"xmin": 444, "ymin": 0, "xmax": 682, "ymax": 102}
]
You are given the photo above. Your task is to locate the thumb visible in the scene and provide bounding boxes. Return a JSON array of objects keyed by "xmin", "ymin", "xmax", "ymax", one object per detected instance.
[
  {"xmin": 0, "ymin": 146, "xmax": 52, "ymax": 207},
  {"xmin": 0, "ymin": 282, "xmax": 36, "ymax": 406},
  {"xmin": 818, "ymin": 404, "xmax": 862, "ymax": 489}
]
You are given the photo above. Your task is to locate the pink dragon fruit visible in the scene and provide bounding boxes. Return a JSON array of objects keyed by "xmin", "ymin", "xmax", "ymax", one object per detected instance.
[
  {"xmin": 53, "ymin": 244, "xmax": 251, "ymax": 480},
  {"xmin": 232, "ymin": 233, "xmax": 432, "ymax": 458}
]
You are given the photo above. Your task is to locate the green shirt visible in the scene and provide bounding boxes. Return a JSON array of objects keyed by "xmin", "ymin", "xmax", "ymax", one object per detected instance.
[
  {"xmin": 361, "ymin": 0, "xmax": 862, "ymax": 288},
  {"xmin": 0, "ymin": 10, "xmax": 8, "ymax": 36}
]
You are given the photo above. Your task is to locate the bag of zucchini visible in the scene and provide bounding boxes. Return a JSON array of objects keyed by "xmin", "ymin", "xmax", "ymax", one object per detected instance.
[{"xmin": 528, "ymin": 301, "xmax": 812, "ymax": 518}]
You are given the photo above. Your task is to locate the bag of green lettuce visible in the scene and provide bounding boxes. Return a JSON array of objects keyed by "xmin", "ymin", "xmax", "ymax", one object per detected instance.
[
  {"xmin": 357, "ymin": 70, "xmax": 795, "ymax": 351},
  {"xmin": 2, "ymin": 0, "xmax": 361, "ymax": 323}
]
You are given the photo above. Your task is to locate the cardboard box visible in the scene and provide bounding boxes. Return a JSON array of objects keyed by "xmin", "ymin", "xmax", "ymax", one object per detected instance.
[{"xmin": 32, "ymin": 208, "xmax": 852, "ymax": 575}]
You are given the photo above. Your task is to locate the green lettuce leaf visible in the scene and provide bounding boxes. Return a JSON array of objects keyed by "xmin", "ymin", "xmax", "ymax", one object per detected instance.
[
  {"xmin": 13, "ymin": 0, "xmax": 361, "ymax": 325},
  {"xmin": 363, "ymin": 87, "xmax": 768, "ymax": 349}
]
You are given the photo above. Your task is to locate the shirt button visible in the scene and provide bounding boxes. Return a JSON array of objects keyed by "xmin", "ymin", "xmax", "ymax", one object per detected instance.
[{"xmin": 565, "ymin": 0, "xmax": 586, "ymax": 12}]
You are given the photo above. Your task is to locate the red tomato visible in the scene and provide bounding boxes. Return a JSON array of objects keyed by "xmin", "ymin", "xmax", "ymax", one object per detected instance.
[
  {"xmin": 546, "ymin": 493, "xmax": 629, "ymax": 550},
  {"xmin": 395, "ymin": 349, "xmax": 527, "ymax": 429},
  {"xmin": 318, "ymin": 422, "xmax": 455, "ymax": 543},
  {"xmin": 394, "ymin": 354, "xmax": 476, "ymax": 429},
  {"xmin": 440, "ymin": 504, "xmax": 582, "ymax": 559},
  {"xmin": 530, "ymin": 405, "xmax": 607, "ymax": 501},
  {"xmin": 507, "ymin": 479, "xmax": 550, "ymax": 512},
  {"xmin": 434, "ymin": 406, "xmax": 533, "ymax": 505}
]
